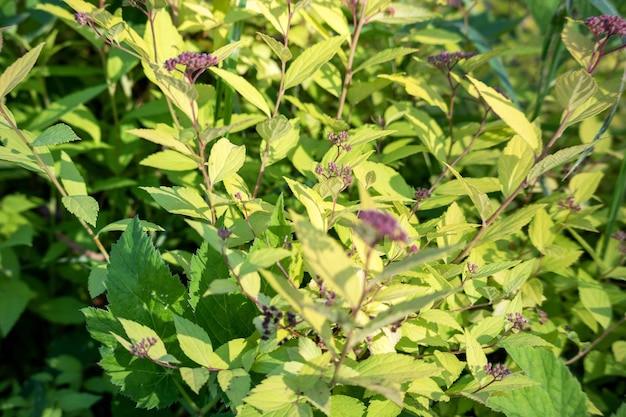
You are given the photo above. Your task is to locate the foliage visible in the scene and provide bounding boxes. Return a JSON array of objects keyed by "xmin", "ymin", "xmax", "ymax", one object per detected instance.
[{"xmin": 1, "ymin": 0, "xmax": 626, "ymax": 416}]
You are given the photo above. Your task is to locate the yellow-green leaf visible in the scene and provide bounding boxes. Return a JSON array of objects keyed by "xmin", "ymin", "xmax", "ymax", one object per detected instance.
[
  {"xmin": 31, "ymin": 123, "xmax": 81, "ymax": 147},
  {"xmin": 207, "ymin": 138, "xmax": 246, "ymax": 185},
  {"xmin": 140, "ymin": 150, "xmax": 198, "ymax": 171},
  {"xmin": 0, "ymin": 43, "xmax": 45, "ymax": 98},
  {"xmin": 467, "ymin": 75, "xmax": 540, "ymax": 152},
  {"xmin": 284, "ymin": 35, "xmax": 347, "ymax": 90},
  {"xmin": 173, "ymin": 314, "xmax": 213, "ymax": 368},
  {"xmin": 59, "ymin": 151, "xmax": 87, "ymax": 196},
  {"xmin": 498, "ymin": 135, "xmax": 535, "ymax": 197},
  {"xmin": 209, "ymin": 67, "xmax": 271, "ymax": 117},
  {"xmin": 257, "ymin": 32, "xmax": 292, "ymax": 62},
  {"xmin": 62, "ymin": 195, "xmax": 99, "ymax": 227},
  {"xmin": 561, "ymin": 18, "xmax": 594, "ymax": 69},
  {"xmin": 555, "ymin": 69, "xmax": 597, "ymax": 111}
]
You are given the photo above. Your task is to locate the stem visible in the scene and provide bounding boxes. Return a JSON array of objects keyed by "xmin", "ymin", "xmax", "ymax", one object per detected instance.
[
  {"xmin": 336, "ymin": 0, "xmax": 369, "ymax": 119},
  {"xmin": 453, "ymin": 111, "xmax": 572, "ymax": 263},
  {"xmin": 565, "ymin": 315, "xmax": 626, "ymax": 365},
  {"xmin": 252, "ymin": 4, "xmax": 293, "ymax": 199},
  {"xmin": 0, "ymin": 105, "xmax": 110, "ymax": 262}
]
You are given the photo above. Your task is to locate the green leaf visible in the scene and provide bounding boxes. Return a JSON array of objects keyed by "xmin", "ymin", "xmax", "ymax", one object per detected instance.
[
  {"xmin": 140, "ymin": 150, "xmax": 198, "ymax": 171},
  {"xmin": 404, "ymin": 109, "xmax": 447, "ymax": 163},
  {"xmin": 481, "ymin": 204, "xmax": 545, "ymax": 244},
  {"xmin": 527, "ymin": 144, "xmax": 591, "ymax": 182},
  {"xmin": 528, "ymin": 208, "xmax": 555, "ymax": 253},
  {"xmin": 256, "ymin": 115, "xmax": 292, "ymax": 144},
  {"xmin": 561, "ymin": 19, "xmax": 594, "ymax": 70},
  {"xmin": 465, "ymin": 329, "xmax": 488, "ymax": 385},
  {"xmin": 31, "ymin": 123, "xmax": 81, "ymax": 147},
  {"xmin": 380, "ymin": 74, "xmax": 447, "ymax": 113},
  {"xmin": 467, "ymin": 75, "xmax": 540, "ymax": 152},
  {"xmin": 180, "ymin": 367, "xmax": 210, "ymax": 394},
  {"xmin": 36, "ymin": 296, "xmax": 85, "ymax": 324},
  {"xmin": 116, "ymin": 318, "xmax": 174, "ymax": 363},
  {"xmin": 578, "ymin": 269, "xmax": 612, "ymax": 330},
  {"xmin": 284, "ymin": 35, "xmax": 347, "ymax": 90},
  {"xmin": 209, "ymin": 67, "xmax": 271, "ymax": 117},
  {"xmin": 173, "ymin": 314, "xmax": 213, "ymax": 368},
  {"xmin": 446, "ymin": 164, "xmax": 493, "ymax": 223},
  {"xmin": 240, "ymin": 248, "xmax": 291, "ymax": 275},
  {"xmin": 59, "ymin": 151, "xmax": 87, "ymax": 196},
  {"xmin": 27, "ymin": 84, "xmax": 108, "ymax": 131},
  {"xmin": 497, "ymin": 332, "xmax": 554, "ymax": 349},
  {"xmin": 208, "ymin": 138, "xmax": 246, "ymax": 186},
  {"xmin": 285, "ymin": 178, "xmax": 326, "ymax": 231},
  {"xmin": 243, "ymin": 375, "xmax": 298, "ymax": 411},
  {"xmin": 0, "ymin": 278, "xmax": 34, "ymax": 337},
  {"xmin": 96, "ymin": 218, "xmax": 164, "ymax": 236},
  {"xmin": 555, "ymin": 69, "xmax": 597, "ymax": 111},
  {"xmin": 61, "ymin": 195, "xmax": 99, "ymax": 227},
  {"xmin": 498, "ymin": 135, "xmax": 535, "ymax": 197},
  {"xmin": 127, "ymin": 128, "xmax": 193, "ymax": 156},
  {"xmin": 293, "ymin": 214, "xmax": 362, "ymax": 309},
  {"xmin": 257, "ymin": 32, "xmax": 292, "ymax": 62},
  {"xmin": 0, "ymin": 42, "xmax": 45, "ymax": 98},
  {"xmin": 218, "ymin": 369, "xmax": 251, "ymax": 409},
  {"xmin": 570, "ymin": 172, "xmax": 603, "ymax": 205},
  {"xmin": 140, "ymin": 186, "xmax": 211, "ymax": 220},
  {"xmin": 330, "ymin": 396, "xmax": 366, "ymax": 417},
  {"xmin": 106, "ymin": 216, "xmax": 187, "ymax": 336},
  {"xmin": 354, "ymin": 353, "xmax": 441, "ymax": 384},
  {"xmin": 355, "ymin": 47, "xmax": 418, "ymax": 73},
  {"xmin": 488, "ymin": 346, "xmax": 589, "ymax": 417}
]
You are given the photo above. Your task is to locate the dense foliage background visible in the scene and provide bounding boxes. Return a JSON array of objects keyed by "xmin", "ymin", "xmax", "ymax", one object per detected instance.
[{"xmin": 1, "ymin": 0, "xmax": 626, "ymax": 416}]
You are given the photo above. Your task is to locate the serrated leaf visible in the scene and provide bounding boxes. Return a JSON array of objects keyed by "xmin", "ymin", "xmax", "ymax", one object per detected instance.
[
  {"xmin": 173, "ymin": 314, "xmax": 213, "ymax": 368},
  {"xmin": 465, "ymin": 329, "xmax": 488, "ymax": 385},
  {"xmin": 209, "ymin": 67, "xmax": 271, "ymax": 117},
  {"xmin": 528, "ymin": 208, "xmax": 555, "ymax": 252},
  {"xmin": 380, "ymin": 74, "xmax": 447, "ymax": 113},
  {"xmin": 180, "ymin": 367, "xmax": 209, "ymax": 394},
  {"xmin": 0, "ymin": 278, "xmax": 34, "ymax": 337},
  {"xmin": 240, "ymin": 248, "xmax": 291, "ymax": 275},
  {"xmin": 284, "ymin": 35, "xmax": 347, "ymax": 90},
  {"xmin": 31, "ymin": 123, "xmax": 81, "ymax": 147},
  {"xmin": 481, "ymin": 204, "xmax": 544, "ymax": 244},
  {"xmin": 527, "ymin": 144, "xmax": 591, "ymax": 182},
  {"xmin": 61, "ymin": 195, "xmax": 98, "ymax": 226},
  {"xmin": 207, "ymin": 138, "xmax": 246, "ymax": 186},
  {"xmin": 257, "ymin": 32, "xmax": 292, "ymax": 62},
  {"xmin": 59, "ymin": 151, "xmax": 87, "ymax": 196},
  {"xmin": 285, "ymin": 178, "xmax": 326, "ymax": 231},
  {"xmin": 0, "ymin": 42, "xmax": 45, "ymax": 98},
  {"xmin": 96, "ymin": 218, "xmax": 164, "ymax": 236},
  {"xmin": 489, "ymin": 346, "xmax": 588, "ymax": 417},
  {"xmin": 256, "ymin": 115, "xmax": 292, "ymax": 144},
  {"xmin": 116, "ymin": 318, "xmax": 171, "ymax": 362},
  {"xmin": 555, "ymin": 69, "xmax": 597, "ymax": 111},
  {"xmin": 218, "ymin": 369, "xmax": 251, "ymax": 409},
  {"xmin": 355, "ymin": 47, "xmax": 418, "ymax": 73},
  {"xmin": 140, "ymin": 186, "xmax": 211, "ymax": 220},
  {"xmin": 498, "ymin": 332, "xmax": 554, "ymax": 349},
  {"xmin": 467, "ymin": 75, "xmax": 540, "ymax": 151},
  {"xmin": 140, "ymin": 149, "xmax": 198, "ymax": 171},
  {"xmin": 243, "ymin": 375, "xmax": 298, "ymax": 411},
  {"xmin": 570, "ymin": 172, "xmax": 603, "ymax": 205}
]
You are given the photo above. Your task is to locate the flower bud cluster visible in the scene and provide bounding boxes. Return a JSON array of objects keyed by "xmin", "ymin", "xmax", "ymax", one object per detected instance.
[
  {"xmin": 485, "ymin": 362, "xmax": 511, "ymax": 380},
  {"xmin": 585, "ymin": 15, "xmax": 626, "ymax": 39},
  {"xmin": 129, "ymin": 337, "xmax": 157, "ymax": 359},
  {"xmin": 217, "ymin": 227, "xmax": 232, "ymax": 240},
  {"xmin": 466, "ymin": 262, "xmax": 478, "ymax": 279},
  {"xmin": 507, "ymin": 312, "xmax": 531, "ymax": 331},
  {"xmin": 558, "ymin": 196, "xmax": 581, "ymax": 212},
  {"xmin": 428, "ymin": 51, "xmax": 477, "ymax": 71},
  {"xmin": 414, "ymin": 187, "xmax": 431, "ymax": 203},
  {"xmin": 315, "ymin": 130, "xmax": 353, "ymax": 187},
  {"xmin": 74, "ymin": 12, "xmax": 93, "ymax": 27},
  {"xmin": 319, "ymin": 282, "xmax": 337, "ymax": 307},
  {"xmin": 164, "ymin": 51, "xmax": 219, "ymax": 84},
  {"xmin": 260, "ymin": 305, "xmax": 283, "ymax": 341},
  {"xmin": 357, "ymin": 210, "xmax": 409, "ymax": 244}
]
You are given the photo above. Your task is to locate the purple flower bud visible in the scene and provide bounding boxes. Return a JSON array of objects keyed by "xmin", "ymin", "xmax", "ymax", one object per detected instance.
[
  {"xmin": 217, "ymin": 228, "xmax": 232, "ymax": 240},
  {"xmin": 74, "ymin": 12, "xmax": 92, "ymax": 26},
  {"xmin": 358, "ymin": 210, "xmax": 409, "ymax": 244}
]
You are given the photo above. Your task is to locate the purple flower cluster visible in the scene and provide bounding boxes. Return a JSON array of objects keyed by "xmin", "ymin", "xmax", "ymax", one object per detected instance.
[
  {"xmin": 466, "ymin": 262, "xmax": 478, "ymax": 278},
  {"xmin": 315, "ymin": 162, "xmax": 353, "ymax": 185},
  {"xmin": 328, "ymin": 131, "xmax": 352, "ymax": 152},
  {"xmin": 164, "ymin": 51, "xmax": 219, "ymax": 83},
  {"xmin": 585, "ymin": 15, "xmax": 626, "ymax": 39},
  {"xmin": 414, "ymin": 187, "xmax": 431, "ymax": 202},
  {"xmin": 358, "ymin": 210, "xmax": 409, "ymax": 244},
  {"xmin": 428, "ymin": 51, "xmax": 477, "ymax": 70},
  {"xmin": 129, "ymin": 337, "xmax": 157, "ymax": 359},
  {"xmin": 485, "ymin": 362, "xmax": 511, "ymax": 381},
  {"xmin": 74, "ymin": 12, "xmax": 93, "ymax": 26},
  {"xmin": 319, "ymin": 282, "xmax": 337, "ymax": 307},
  {"xmin": 217, "ymin": 227, "xmax": 232, "ymax": 240},
  {"xmin": 507, "ymin": 312, "xmax": 530, "ymax": 331}
]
